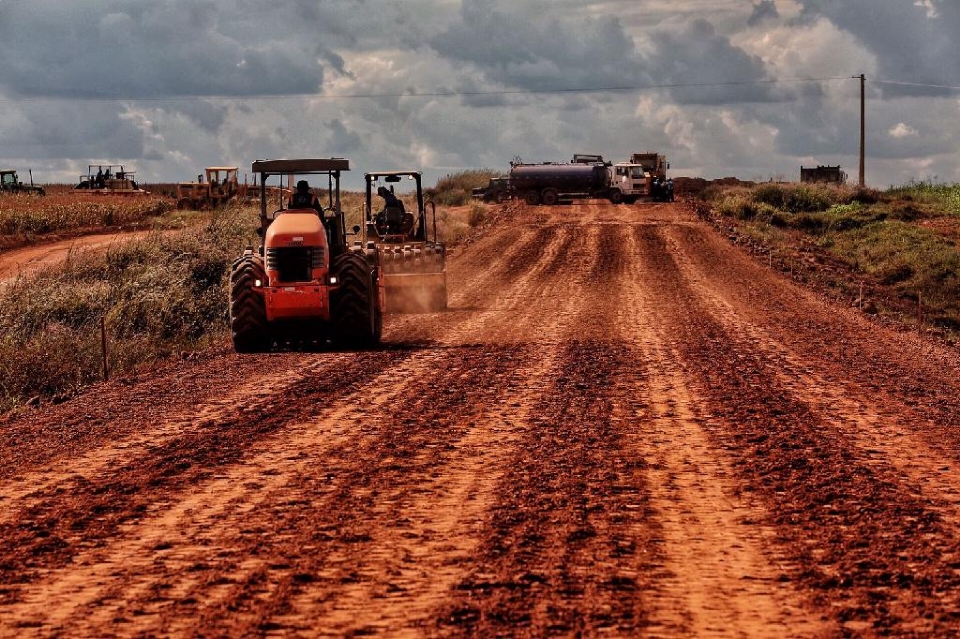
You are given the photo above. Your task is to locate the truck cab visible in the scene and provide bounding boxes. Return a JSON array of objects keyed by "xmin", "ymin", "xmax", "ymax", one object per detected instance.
[{"xmin": 608, "ymin": 163, "xmax": 651, "ymax": 204}]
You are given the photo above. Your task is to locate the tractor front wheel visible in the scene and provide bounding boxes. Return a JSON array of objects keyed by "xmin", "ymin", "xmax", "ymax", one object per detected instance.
[
  {"xmin": 331, "ymin": 253, "xmax": 382, "ymax": 348},
  {"xmin": 230, "ymin": 255, "xmax": 270, "ymax": 352}
]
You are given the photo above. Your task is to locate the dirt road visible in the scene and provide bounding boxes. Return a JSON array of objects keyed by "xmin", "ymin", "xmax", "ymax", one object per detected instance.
[
  {"xmin": 0, "ymin": 231, "xmax": 160, "ymax": 284},
  {"xmin": 2, "ymin": 201, "xmax": 960, "ymax": 637}
]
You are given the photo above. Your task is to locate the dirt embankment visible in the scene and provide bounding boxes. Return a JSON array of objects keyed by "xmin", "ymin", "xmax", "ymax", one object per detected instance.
[{"xmin": 2, "ymin": 200, "xmax": 960, "ymax": 636}]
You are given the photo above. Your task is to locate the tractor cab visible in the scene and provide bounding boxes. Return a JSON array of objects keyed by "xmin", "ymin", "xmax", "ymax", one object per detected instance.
[{"xmin": 365, "ymin": 172, "xmax": 427, "ymax": 242}]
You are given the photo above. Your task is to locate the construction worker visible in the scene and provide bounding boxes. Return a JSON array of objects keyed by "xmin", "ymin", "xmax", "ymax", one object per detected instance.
[{"xmin": 289, "ymin": 180, "xmax": 322, "ymax": 213}]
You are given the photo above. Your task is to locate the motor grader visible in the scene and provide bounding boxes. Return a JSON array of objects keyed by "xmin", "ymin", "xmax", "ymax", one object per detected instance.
[
  {"xmin": 229, "ymin": 158, "xmax": 383, "ymax": 352},
  {"xmin": 176, "ymin": 166, "xmax": 240, "ymax": 210},
  {"xmin": 363, "ymin": 171, "xmax": 446, "ymax": 312}
]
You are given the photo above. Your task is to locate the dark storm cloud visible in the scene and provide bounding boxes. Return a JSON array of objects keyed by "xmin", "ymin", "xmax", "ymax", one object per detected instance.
[
  {"xmin": 647, "ymin": 19, "xmax": 776, "ymax": 104},
  {"xmin": 430, "ymin": 1, "xmax": 775, "ymax": 105},
  {"xmin": 3, "ymin": 102, "xmax": 145, "ymax": 161},
  {"xmin": 430, "ymin": 0, "xmax": 651, "ymax": 92},
  {"xmin": 165, "ymin": 100, "xmax": 230, "ymax": 133},
  {"xmin": 797, "ymin": 1, "xmax": 960, "ymax": 96},
  {"xmin": 747, "ymin": 1, "xmax": 779, "ymax": 27},
  {"xmin": 0, "ymin": 0, "xmax": 324, "ymax": 99}
]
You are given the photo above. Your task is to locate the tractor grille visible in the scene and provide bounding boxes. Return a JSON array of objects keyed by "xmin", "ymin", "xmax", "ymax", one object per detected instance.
[{"xmin": 266, "ymin": 246, "xmax": 324, "ymax": 282}]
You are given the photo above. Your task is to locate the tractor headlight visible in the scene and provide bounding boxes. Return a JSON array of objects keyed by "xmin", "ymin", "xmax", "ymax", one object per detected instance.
[
  {"xmin": 328, "ymin": 276, "xmax": 338, "ymax": 285},
  {"xmin": 254, "ymin": 279, "xmax": 262, "ymax": 287}
]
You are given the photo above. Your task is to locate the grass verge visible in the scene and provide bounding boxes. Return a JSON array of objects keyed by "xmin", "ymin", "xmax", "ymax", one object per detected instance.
[{"xmin": 698, "ymin": 181, "xmax": 960, "ymax": 339}]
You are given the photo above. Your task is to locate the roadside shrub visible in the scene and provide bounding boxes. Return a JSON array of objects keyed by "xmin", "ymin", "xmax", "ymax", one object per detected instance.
[
  {"xmin": 467, "ymin": 202, "xmax": 487, "ymax": 227},
  {"xmin": 0, "ymin": 205, "xmax": 258, "ymax": 411},
  {"xmin": 891, "ymin": 181, "xmax": 960, "ymax": 215},
  {"xmin": 784, "ymin": 185, "xmax": 834, "ymax": 213},
  {"xmin": 752, "ymin": 183, "xmax": 788, "ymax": 209},
  {"xmin": 429, "ymin": 170, "xmax": 500, "ymax": 206},
  {"xmin": 838, "ymin": 186, "xmax": 881, "ymax": 206}
]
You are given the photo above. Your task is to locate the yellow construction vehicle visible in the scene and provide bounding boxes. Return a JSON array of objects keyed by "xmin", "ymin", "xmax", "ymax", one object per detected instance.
[{"xmin": 176, "ymin": 167, "xmax": 240, "ymax": 210}]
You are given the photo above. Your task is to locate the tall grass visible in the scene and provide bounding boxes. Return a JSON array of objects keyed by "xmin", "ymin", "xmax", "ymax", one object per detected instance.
[
  {"xmin": 886, "ymin": 180, "xmax": 960, "ymax": 215},
  {"xmin": 0, "ymin": 205, "xmax": 257, "ymax": 411},
  {"xmin": 0, "ymin": 193, "xmax": 171, "ymax": 238}
]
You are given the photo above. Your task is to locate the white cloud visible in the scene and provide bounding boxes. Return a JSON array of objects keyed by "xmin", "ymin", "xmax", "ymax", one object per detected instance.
[
  {"xmin": 889, "ymin": 123, "xmax": 919, "ymax": 138},
  {"xmin": 914, "ymin": 0, "xmax": 939, "ymax": 19}
]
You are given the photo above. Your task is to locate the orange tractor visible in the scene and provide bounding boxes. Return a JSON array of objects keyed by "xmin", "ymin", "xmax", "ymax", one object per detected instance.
[
  {"xmin": 229, "ymin": 158, "xmax": 383, "ymax": 352},
  {"xmin": 363, "ymin": 171, "xmax": 447, "ymax": 312}
]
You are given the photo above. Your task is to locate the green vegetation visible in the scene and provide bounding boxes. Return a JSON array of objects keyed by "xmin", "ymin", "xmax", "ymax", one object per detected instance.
[
  {"xmin": 702, "ymin": 181, "xmax": 960, "ymax": 334},
  {"xmin": 887, "ymin": 180, "xmax": 960, "ymax": 215},
  {"xmin": 0, "ymin": 207, "xmax": 255, "ymax": 411},
  {"xmin": 427, "ymin": 169, "xmax": 500, "ymax": 206}
]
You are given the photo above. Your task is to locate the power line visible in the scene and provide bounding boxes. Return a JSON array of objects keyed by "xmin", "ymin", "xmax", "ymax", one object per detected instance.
[
  {"xmin": 871, "ymin": 79, "xmax": 960, "ymax": 92},
  {"xmin": 0, "ymin": 76, "xmax": 857, "ymax": 104}
]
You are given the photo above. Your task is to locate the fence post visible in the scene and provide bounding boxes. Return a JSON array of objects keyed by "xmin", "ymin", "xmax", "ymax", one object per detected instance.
[{"xmin": 101, "ymin": 316, "xmax": 109, "ymax": 381}]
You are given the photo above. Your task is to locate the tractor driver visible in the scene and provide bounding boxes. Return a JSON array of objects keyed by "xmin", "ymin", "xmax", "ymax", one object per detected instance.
[
  {"xmin": 376, "ymin": 185, "xmax": 412, "ymax": 234},
  {"xmin": 377, "ymin": 186, "xmax": 404, "ymax": 213},
  {"xmin": 289, "ymin": 179, "xmax": 322, "ymax": 214}
]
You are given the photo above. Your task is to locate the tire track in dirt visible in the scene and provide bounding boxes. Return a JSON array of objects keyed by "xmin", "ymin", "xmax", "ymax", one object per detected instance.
[
  {"xmin": 667, "ymin": 220, "xmax": 960, "ymax": 447},
  {"xmin": 610, "ymin": 222, "xmax": 832, "ymax": 636},
  {"xmin": 0, "ymin": 354, "xmax": 354, "ymax": 527},
  {"xmin": 434, "ymin": 338, "xmax": 662, "ymax": 636},
  {"xmin": 661, "ymin": 222, "xmax": 960, "ymax": 552},
  {"xmin": 641, "ymin": 222, "xmax": 960, "ymax": 634},
  {"xmin": 0, "ymin": 352, "xmax": 407, "ymax": 592},
  {"xmin": 434, "ymin": 222, "xmax": 666, "ymax": 636},
  {"xmin": 4, "ymin": 344, "xmax": 522, "ymax": 635}
]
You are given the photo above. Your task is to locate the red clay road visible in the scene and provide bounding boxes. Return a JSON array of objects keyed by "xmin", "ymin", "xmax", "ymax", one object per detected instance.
[{"xmin": 2, "ymin": 201, "xmax": 960, "ymax": 637}]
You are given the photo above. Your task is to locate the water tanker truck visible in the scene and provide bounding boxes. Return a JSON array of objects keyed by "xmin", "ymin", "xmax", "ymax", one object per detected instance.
[
  {"xmin": 510, "ymin": 160, "xmax": 652, "ymax": 205},
  {"xmin": 510, "ymin": 162, "xmax": 612, "ymax": 205}
]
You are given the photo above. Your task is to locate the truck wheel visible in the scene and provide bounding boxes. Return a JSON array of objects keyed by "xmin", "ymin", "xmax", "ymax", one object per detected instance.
[
  {"xmin": 608, "ymin": 190, "xmax": 624, "ymax": 204},
  {"xmin": 176, "ymin": 198, "xmax": 191, "ymax": 210},
  {"xmin": 331, "ymin": 253, "xmax": 381, "ymax": 348},
  {"xmin": 230, "ymin": 255, "xmax": 270, "ymax": 353},
  {"xmin": 524, "ymin": 190, "xmax": 540, "ymax": 206},
  {"xmin": 541, "ymin": 189, "xmax": 559, "ymax": 206}
]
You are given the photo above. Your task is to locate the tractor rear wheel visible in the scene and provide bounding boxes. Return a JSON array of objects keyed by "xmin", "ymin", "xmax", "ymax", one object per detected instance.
[
  {"xmin": 230, "ymin": 255, "xmax": 270, "ymax": 352},
  {"xmin": 331, "ymin": 253, "xmax": 382, "ymax": 348}
]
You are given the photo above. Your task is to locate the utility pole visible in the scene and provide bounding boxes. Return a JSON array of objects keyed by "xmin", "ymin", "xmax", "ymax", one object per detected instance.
[{"xmin": 859, "ymin": 73, "xmax": 865, "ymax": 187}]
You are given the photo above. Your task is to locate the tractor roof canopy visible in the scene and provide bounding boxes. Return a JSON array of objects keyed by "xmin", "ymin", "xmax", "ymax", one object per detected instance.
[{"xmin": 253, "ymin": 158, "xmax": 350, "ymax": 176}]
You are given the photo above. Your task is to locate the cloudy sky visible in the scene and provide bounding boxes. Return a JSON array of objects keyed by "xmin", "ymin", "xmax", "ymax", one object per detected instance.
[{"xmin": 1, "ymin": 0, "xmax": 958, "ymax": 189}]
